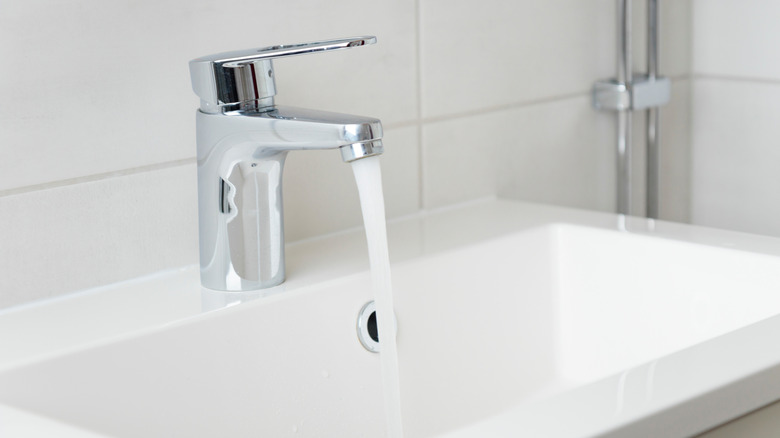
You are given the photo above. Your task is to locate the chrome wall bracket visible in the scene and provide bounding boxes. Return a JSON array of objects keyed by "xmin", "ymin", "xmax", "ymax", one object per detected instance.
[{"xmin": 592, "ymin": 75, "xmax": 670, "ymax": 112}]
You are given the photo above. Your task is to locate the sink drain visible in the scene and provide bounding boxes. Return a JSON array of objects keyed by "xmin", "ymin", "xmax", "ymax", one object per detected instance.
[{"xmin": 356, "ymin": 301, "xmax": 397, "ymax": 353}]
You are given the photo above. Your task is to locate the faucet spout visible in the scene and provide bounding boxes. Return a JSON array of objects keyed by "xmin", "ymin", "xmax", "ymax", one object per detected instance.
[{"xmin": 195, "ymin": 106, "xmax": 383, "ymax": 291}]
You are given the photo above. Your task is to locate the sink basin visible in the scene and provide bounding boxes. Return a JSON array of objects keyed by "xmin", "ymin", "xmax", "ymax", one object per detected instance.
[
  {"xmin": 397, "ymin": 223, "xmax": 780, "ymax": 436},
  {"xmin": 2, "ymin": 200, "xmax": 780, "ymax": 437}
]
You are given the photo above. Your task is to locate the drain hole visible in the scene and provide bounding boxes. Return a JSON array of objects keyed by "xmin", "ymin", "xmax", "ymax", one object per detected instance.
[
  {"xmin": 367, "ymin": 311, "xmax": 379, "ymax": 342},
  {"xmin": 357, "ymin": 301, "xmax": 397, "ymax": 353}
]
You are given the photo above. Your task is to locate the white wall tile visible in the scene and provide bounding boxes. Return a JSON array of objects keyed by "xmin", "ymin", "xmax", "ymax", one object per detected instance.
[
  {"xmin": 0, "ymin": 0, "xmax": 417, "ymax": 192},
  {"xmin": 419, "ymin": 0, "xmax": 615, "ymax": 118},
  {"xmin": 422, "ymin": 96, "xmax": 615, "ymax": 211},
  {"xmin": 631, "ymin": 0, "xmax": 692, "ymax": 79},
  {"xmin": 496, "ymin": 97, "xmax": 615, "ymax": 212},
  {"xmin": 0, "ymin": 165, "xmax": 198, "ymax": 309},
  {"xmin": 424, "ymin": 82, "xmax": 689, "ymax": 219},
  {"xmin": 421, "ymin": 114, "xmax": 501, "ymax": 209},
  {"xmin": 283, "ymin": 126, "xmax": 420, "ymax": 242},
  {"xmin": 0, "ymin": 1, "xmax": 196, "ymax": 192},
  {"xmin": 689, "ymin": 1, "xmax": 780, "ymax": 237},
  {"xmin": 659, "ymin": 0, "xmax": 692, "ymax": 79},
  {"xmin": 692, "ymin": 0, "xmax": 780, "ymax": 80},
  {"xmin": 658, "ymin": 79, "xmax": 692, "ymax": 223},
  {"xmin": 690, "ymin": 79, "xmax": 780, "ymax": 237}
]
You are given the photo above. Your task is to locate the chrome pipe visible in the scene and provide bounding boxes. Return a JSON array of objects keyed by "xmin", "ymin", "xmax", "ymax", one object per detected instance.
[
  {"xmin": 646, "ymin": 0, "xmax": 660, "ymax": 219},
  {"xmin": 647, "ymin": 0, "xmax": 658, "ymax": 82},
  {"xmin": 616, "ymin": 0, "xmax": 632, "ymax": 215},
  {"xmin": 593, "ymin": 0, "xmax": 669, "ymax": 218},
  {"xmin": 616, "ymin": 0, "xmax": 632, "ymax": 85},
  {"xmin": 617, "ymin": 110, "xmax": 632, "ymax": 216}
]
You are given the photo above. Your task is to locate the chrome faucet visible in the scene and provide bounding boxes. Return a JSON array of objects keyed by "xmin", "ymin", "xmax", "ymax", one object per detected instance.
[{"xmin": 189, "ymin": 36, "xmax": 383, "ymax": 291}]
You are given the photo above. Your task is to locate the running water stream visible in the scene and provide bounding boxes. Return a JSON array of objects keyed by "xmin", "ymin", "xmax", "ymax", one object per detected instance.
[{"xmin": 351, "ymin": 156, "xmax": 404, "ymax": 437}]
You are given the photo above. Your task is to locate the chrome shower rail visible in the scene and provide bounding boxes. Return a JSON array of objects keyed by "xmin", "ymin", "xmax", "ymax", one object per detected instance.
[
  {"xmin": 646, "ymin": 0, "xmax": 660, "ymax": 219},
  {"xmin": 592, "ymin": 0, "xmax": 670, "ymax": 217},
  {"xmin": 617, "ymin": 0, "xmax": 632, "ymax": 216}
]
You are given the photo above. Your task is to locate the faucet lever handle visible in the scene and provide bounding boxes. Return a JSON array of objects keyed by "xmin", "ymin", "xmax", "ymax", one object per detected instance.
[
  {"xmin": 190, "ymin": 36, "xmax": 377, "ymax": 113},
  {"xmin": 196, "ymin": 36, "xmax": 377, "ymax": 66}
]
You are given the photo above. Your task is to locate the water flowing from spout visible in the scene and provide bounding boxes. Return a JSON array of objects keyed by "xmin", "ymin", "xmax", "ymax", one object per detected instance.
[{"xmin": 351, "ymin": 156, "xmax": 404, "ymax": 437}]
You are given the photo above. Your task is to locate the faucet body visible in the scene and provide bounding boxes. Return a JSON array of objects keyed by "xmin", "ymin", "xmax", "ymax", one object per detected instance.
[
  {"xmin": 196, "ymin": 106, "xmax": 382, "ymax": 291},
  {"xmin": 190, "ymin": 37, "xmax": 382, "ymax": 291}
]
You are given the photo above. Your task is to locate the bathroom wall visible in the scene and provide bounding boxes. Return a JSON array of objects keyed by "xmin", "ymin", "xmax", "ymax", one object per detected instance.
[
  {"xmin": 689, "ymin": 0, "xmax": 780, "ymax": 237},
  {"xmin": 0, "ymin": 0, "xmax": 692, "ymax": 309},
  {"xmin": 489, "ymin": 0, "xmax": 692, "ymax": 222}
]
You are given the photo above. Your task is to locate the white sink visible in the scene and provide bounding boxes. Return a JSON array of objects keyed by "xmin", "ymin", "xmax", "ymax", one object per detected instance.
[
  {"xmin": 2, "ymin": 200, "xmax": 780, "ymax": 437},
  {"xmin": 397, "ymin": 223, "xmax": 780, "ymax": 437}
]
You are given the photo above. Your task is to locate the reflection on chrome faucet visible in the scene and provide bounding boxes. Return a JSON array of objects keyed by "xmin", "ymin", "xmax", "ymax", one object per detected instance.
[{"xmin": 189, "ymin": 37, "xmax": 383, "ymax": 292}]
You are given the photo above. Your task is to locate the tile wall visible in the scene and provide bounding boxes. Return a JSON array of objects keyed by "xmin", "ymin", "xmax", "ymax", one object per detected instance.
[
  {"xmin": 690, "ymin": 0, "xmax": 780, "ymax": 237},
  {"xmin": 0, "ymin": 0, "xmax": 692, "ymax": 308}
]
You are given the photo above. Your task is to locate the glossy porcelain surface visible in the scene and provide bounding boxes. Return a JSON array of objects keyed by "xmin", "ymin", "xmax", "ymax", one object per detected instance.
[{"xmin": 3, "ymin": 200, "xmax": 780, "ymax": 437}]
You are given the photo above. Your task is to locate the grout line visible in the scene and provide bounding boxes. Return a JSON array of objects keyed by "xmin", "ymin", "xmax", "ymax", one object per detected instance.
[
  {"xmin": 688, "ymin": 0, "xmax": 695, "ymax": 79},
  {"xmin": 381, "ymin": 119, "xmax": 421, "ymax": 131},
  {"xmin": 420, "ymin": 91, "xmax": 590, "ymax": 125},
  {"xmin": 691, "ymin": 73, "xmax": 780, "ymax": 86},
  {"xmin": 415, "ymin": 0, "xmax": 426, "ymax": 210},
  {"xmin": 668, "ymin": 73, "xmax": 691, "ymax": 82},
  {"xmin": 418, "ymin": 124, "xmax": 427, "ymax": 209},
  {"xmin": 387, "ymin": 75, "xmax": 691, "ymax": 132},
  {"xmin": 2, "ymin": 72, "xmax": 690, "ymax": 202},
  {"xmin": 414, "ymin": 73, "xmax": 691, "ymax": 128},
  {"xmin": 414, "ymin": 0, "xmax": 424, "ymax": 121},
  {"xmin": 0, "ymin": 157, "xmax": 196, "ymax": 199}
]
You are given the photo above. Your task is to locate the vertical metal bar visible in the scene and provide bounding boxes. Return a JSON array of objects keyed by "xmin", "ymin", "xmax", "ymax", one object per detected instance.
[
  {"xmin": 646, "ymin": 0, "xmax": 660, "ymax": 219},
  {"xmin": 616, "ymin": 0, "xmax": 632, "ymax": 215},
  {"xmin": 616, "ymin": 0, "xmax": 632, "ymax": 85},
  {"xmin": 647, "ymin": 0, "xmax": 658, "ymax": 82}
]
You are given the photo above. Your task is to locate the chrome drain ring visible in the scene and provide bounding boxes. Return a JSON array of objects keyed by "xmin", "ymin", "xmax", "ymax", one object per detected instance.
[{"xmin": 356, "ymin": 301, "xmax": 397, "ymax": 353}]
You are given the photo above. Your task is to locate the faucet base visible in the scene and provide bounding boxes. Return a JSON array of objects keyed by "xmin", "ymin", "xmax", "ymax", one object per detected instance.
[{"xmin": 195, "ymin": 106, "xmax": 382, "ymax": 292}]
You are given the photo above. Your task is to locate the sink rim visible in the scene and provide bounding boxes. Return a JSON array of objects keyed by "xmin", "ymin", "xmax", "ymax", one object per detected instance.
[{"xmin": 441, "ymin": 308, "xmax": 780, "ymax": 438}]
